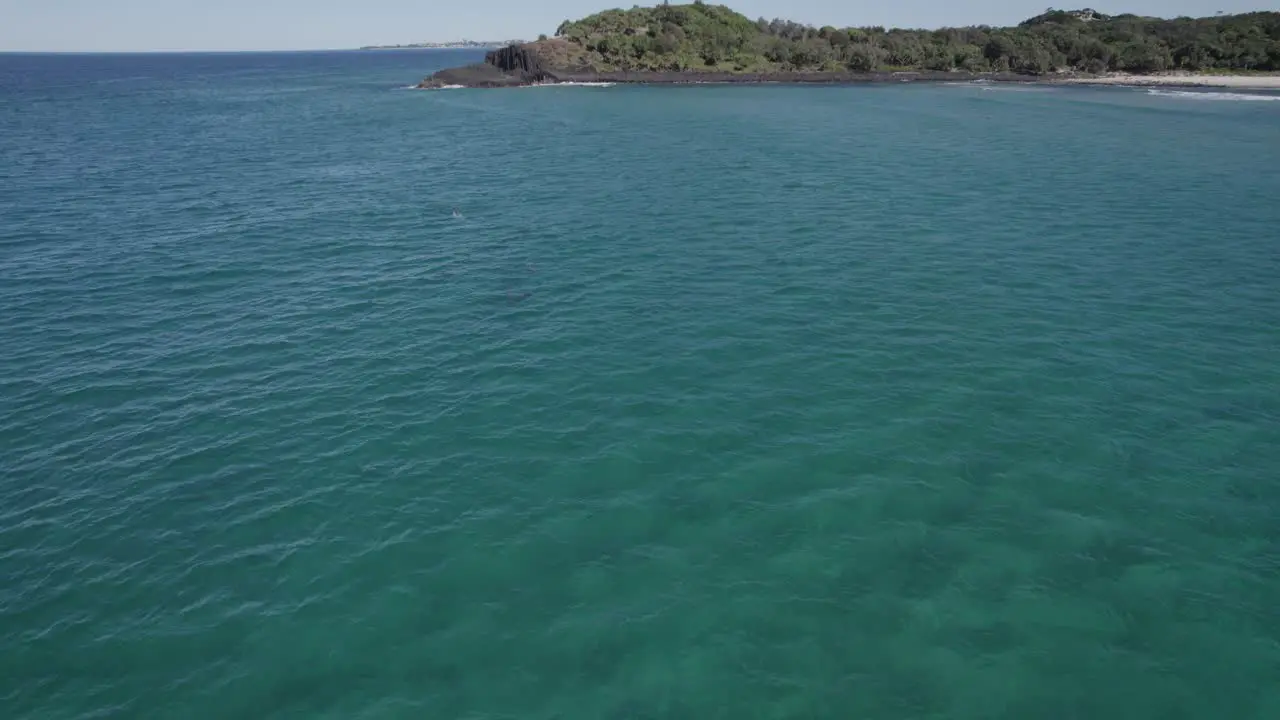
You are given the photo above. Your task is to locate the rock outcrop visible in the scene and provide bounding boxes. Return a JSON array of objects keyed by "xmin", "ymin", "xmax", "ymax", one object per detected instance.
[
  {"xmin": 417, "ymin": 43, "xmax": 551, "ymax": 88},
  {"xmin": 418, "ymin": 62, "xmax": 528, "ymax": 89},
  {"xmin": 484, "ymin": 45, "xmax": 546, "ymax": 78}
]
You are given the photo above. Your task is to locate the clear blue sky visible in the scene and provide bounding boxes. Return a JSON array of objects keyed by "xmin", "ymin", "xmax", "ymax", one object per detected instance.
[{"xmin": 0, "ymin": 1, "xmax": 1271, "ymax": 52}]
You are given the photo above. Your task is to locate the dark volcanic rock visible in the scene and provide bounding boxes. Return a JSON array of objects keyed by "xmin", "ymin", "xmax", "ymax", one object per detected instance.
[
  {"xmin": 485, "ymin": 45, "xmax": 546, "ymax": 77},
  {"xmin": 417, "ymin": 44, "xmax": 549, "ymax": 88},
  {"xmin": 417, "ymin": 62, "xmax": 526, "ymax": 89}
]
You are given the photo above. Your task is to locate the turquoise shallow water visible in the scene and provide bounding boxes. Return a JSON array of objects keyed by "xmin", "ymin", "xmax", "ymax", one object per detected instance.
[{"xmin": 2, "ymin": 50, "xmax": 1280, "ymax": 718}]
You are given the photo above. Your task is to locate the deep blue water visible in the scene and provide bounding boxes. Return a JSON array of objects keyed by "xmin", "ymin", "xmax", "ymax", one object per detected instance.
[{"xmin": 2, "ymin": 50, "xmax": 1280, "ymax": 719}]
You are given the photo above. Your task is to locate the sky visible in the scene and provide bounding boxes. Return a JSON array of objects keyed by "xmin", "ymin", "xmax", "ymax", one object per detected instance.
[{"xmin": 0, "ymin": 0, "xmax": 1272, "ymax": 52}]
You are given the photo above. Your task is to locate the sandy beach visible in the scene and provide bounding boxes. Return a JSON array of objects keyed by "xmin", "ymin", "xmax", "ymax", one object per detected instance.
[{"xmin": 1059, "ymin": 73, "xmax": 1280, "ymax": 89}]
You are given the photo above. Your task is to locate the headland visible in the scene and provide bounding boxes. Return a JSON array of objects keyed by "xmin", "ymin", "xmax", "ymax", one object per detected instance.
[{"xmin": 416, "ymin": 4, "xmax": 1280, "ymax": 89}]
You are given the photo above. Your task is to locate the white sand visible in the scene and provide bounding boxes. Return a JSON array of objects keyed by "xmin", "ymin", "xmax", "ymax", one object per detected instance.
[{"xmin": 1059, "ymin": 73, "xmax": 1280, "ymax": 89}]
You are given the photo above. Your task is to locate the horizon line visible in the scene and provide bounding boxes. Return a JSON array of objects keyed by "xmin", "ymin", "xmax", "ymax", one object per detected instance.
[
  {"xmin": 1, "ymin": 7, "xmax": 1268, "ymax": 55},
  {"xmin": 0, "ymin": 47, "xmax": 496, "ymax": 56}
]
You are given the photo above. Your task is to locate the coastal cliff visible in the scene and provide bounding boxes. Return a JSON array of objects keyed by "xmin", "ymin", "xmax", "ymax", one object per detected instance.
[
  {"xmin": 417, "ymin": 3, "xmax": 1280, "ymax": 88},
  {"xmin": 486, "ymin": 45, "xmax": 547, "ymax": 77},
  {"xmin": 419, "ymin": 45, "xmax": 551, "ymax": 88}
]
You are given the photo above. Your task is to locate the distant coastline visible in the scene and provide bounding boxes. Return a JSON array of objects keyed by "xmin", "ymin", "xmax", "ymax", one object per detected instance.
[{"xmin": 361, "ymin": 40, "xmax": 523, "ymax": 51}]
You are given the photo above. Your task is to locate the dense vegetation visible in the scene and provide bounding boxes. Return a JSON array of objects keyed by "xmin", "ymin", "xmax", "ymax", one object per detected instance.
[{"xmin": 550, "ymin": 3, "xmax": 1280, "ymax": 74}]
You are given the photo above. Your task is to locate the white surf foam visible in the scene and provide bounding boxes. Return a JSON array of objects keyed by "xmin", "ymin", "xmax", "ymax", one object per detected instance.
[
  {"xmin": 526, "ymin": 81, "xmax": 617, "ymax": 88},
  {"xmin": 1146, "ymin": 89, "xmax": 1280, "ymax": 102},
  {"xmin": 979, "ymin": 85, "xmax": 1044, "ymax": 92},
  {"xmin": 943, "ymin": 80, "xmax": 1041, "ymax": 92},
  {"xmin": 409, "ymin": 81, "xmax": 615, "ymax": 91}
]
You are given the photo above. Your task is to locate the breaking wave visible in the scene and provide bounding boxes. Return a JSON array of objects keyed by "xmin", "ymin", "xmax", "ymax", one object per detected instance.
[
  {"xmin": 1145, "ymin": 89, "xmax": 1280, "ymax": 102},
  {"xmin": 529, "ymin": 81, "xmax": 617, "ymax": 88}
]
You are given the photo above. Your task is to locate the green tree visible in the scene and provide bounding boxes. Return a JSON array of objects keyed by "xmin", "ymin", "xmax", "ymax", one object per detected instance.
[
  {"xmin": 1115, "ymin": 39, "xmax": 1171, "ymax": 72},
  {"xmin": 845, "ymin": 43, "xmax": 884, "ymax": 71},
  {"xmin": 955, "ymin": 44, "xmax": 988, "ymax": 71},
  {"xmin": 542, "ymin": 3, "xmax": 1280, "ymax": 75},
  {"xmin": 654, "ymin": 32, "xmax": 681, "ymax": 54}
]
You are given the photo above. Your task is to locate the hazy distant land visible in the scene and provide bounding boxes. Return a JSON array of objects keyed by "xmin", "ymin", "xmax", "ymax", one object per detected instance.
[{"xmin": 361, "ymin": 40, "xmax": 523, "ymax": 51}]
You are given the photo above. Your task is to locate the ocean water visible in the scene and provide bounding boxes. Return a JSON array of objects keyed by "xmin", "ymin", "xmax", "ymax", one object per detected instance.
[{"xmin": 2, "ymin": 49, "xmax": 1280, "ymax": 719}]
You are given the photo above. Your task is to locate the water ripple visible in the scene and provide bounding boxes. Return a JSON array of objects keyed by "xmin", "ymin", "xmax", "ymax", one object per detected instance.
[{"xmin": 3, "ymin": 52, "xmax": 1280, "ymax": 719}]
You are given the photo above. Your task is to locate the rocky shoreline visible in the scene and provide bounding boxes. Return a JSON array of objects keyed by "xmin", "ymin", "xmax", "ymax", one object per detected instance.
[
  {"xmin": 417, "ymin": 44, "xmax": 1280, "ymax": 91},
  {"xmin": 417, "ymin": 47, "xmax": 1039, "ymax": 88},
  {"xmin": 419, "ymin": 68, "xmax": 1041, "ymax": 88}
]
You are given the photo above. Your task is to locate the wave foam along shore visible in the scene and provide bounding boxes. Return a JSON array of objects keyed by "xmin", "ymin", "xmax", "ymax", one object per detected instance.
[
  {"xmin": 1060, "ymin": 74, "xmax": 1280, "ymax": 89},
  {"xmin": 1146, "ymin": 89, "xmax": 1280, "ymax": 101}
]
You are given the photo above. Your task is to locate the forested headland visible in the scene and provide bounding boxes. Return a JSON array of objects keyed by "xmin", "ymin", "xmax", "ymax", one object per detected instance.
[{"xmin": 544, "ymin": 3, "xmax": 1280, "ymax": 75}]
